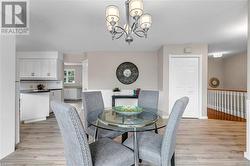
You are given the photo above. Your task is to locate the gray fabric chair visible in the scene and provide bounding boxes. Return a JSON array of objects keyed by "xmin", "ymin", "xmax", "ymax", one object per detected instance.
[
  {"xmin": 82, "ymin": 91, "xmax": 123, "ymax": 139},
  {"xmin": 51, "ymin": 101, "xmax": 134, "ymax": 166},
  {"xmin": 138, "ymin": 90, "xmax": 159, "ymax": 111},
  {"xmin": 138, "ymin": 90, "xmax": 159, "ymax": 133},
  {"xmin": 123, "ymin": 97, "xmax": 189, "ymax": 166}
]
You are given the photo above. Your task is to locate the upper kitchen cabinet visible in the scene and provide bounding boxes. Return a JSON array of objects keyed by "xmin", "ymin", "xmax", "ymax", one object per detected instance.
[{"xmin": 17, "ymin": 52, "xmax": 63, "ymax": 81}]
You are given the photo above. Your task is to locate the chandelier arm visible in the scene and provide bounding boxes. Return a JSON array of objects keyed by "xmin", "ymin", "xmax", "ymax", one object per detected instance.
[
  {"xmin": 115, "ymin": 32, "xmax": 125, "ymax": 39},
  {"xmin": 131, "ymin": 22, "xmax": 136, "ymax": 32},
  {"xmin": 131, "ymin": 17, "xmax": 140, "ymax": 32},
  {"xmin": 115, "ymin": 26, "xmax": 129, "ymax": 36},
  {"xmin": 114, "ymin": 30, "xmax": 124, "ymax": 34},
  {"xmin": 134, "ymin": 30, "xmax": 146, "ymax": 38}
]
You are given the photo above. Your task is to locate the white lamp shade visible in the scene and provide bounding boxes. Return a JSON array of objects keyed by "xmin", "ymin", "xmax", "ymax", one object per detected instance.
[
  {"xmin": 139, "ymin": 14, "xmax": 152, "ymax": 29},
  {"xmin": 129, "ymin": 0, "xmax": 143, "ymax": 17},
  {"xmin": 106, "ymin": 5, "xmax": 120, "ymax": 23}
]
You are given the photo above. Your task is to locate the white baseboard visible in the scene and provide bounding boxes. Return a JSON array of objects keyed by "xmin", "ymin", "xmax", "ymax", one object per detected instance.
[
  {"xmin": 199, "ymin": 116, "xmax": 208, "ymax": 119},
  {"xmin": 244, "ymin": 152, "xmax": 250, "ymax": 160},
  {"xmin": 245, "ymin": 100, "xmax": 250, "ymax": 160},
  {"xmin": 162, "ymin": 115, "xmax": 208, "ymax": 119},
  {"xmin": 24, "ymin": 118, "xmax": 46, "ymax": 124}
]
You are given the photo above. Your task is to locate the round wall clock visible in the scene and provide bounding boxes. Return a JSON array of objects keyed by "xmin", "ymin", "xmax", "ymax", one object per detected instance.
[
  {"xmin": 116, "ymin": 62, "xmax": 139, "ymax": 85},
  {"xmin": 209, "ymin": 77, "xmax": 220, "ymax": 88}
]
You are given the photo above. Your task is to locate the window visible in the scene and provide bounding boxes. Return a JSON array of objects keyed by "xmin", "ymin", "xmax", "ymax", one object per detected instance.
[{"xmin": 64, "ymin": 69, "xmax": 75, "ymax": 84}]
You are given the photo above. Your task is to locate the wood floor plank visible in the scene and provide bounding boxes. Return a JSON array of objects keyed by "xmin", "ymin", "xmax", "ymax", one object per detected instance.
[{"xmin": 1, "ymin": 106, "xmax": 249, "ymax": 165}]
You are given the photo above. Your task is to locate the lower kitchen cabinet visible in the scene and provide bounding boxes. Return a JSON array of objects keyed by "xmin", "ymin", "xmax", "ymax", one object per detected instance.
[
  {"xmin": 20, "ymin": 92, "xmax": 50, "ymax": 123},
  {"xmin": 49, "ymin": 90, "xmax": 63, "ymax": 113}
]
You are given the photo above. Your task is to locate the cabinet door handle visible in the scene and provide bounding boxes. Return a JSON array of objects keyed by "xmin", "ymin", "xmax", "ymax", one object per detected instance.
[{"xmin": 31, "ymin": 73, "xmax": 35, "ymax": 76}]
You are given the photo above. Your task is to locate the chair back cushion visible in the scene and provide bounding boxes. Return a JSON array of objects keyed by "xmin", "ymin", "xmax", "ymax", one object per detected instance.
[
  {"xmin": 161, "ymin": 97, "xmax": 189, "ymax": 165},
  {"xmin": 138, "ymin": 90, "xmax": 159, "ymax": 111},
  {"xmin": 82, "ymin": 91, "xmax": 104, "ymax": 127},
  {"xmin": 51, "ymin": 101, "xmax": 93, "ymax": 166}
]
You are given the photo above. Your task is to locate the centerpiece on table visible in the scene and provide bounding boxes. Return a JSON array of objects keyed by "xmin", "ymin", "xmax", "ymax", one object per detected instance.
[{"xmin": 113, "ymin": 105, "xmax": 143, "ymax": 116}]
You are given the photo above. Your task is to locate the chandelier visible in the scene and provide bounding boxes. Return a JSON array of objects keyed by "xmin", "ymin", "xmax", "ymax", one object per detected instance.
[{"xmin": 105, "ymin": 0, "xmax": 152, "ymax": 44}]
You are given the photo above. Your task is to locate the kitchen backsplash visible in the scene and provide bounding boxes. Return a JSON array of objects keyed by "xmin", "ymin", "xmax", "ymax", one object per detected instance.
[{"xmin": 20, "ymin": 81, "xmax": 63, "ymax": 90}]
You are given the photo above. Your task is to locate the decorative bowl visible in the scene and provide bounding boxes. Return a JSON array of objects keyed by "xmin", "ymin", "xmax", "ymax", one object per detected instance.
[{"xmin": 113, "ymin": 106, "xmax": 143, "ymax": 116}]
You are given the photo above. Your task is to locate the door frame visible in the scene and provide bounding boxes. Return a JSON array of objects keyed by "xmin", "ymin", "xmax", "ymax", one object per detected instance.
[
  {"xmin": 169, "ymin": 54, "xmax": 202, "ymax": 118},
  {"xmin": 82, "ymin": 59, "xmax": 88, "ymax": 91}
]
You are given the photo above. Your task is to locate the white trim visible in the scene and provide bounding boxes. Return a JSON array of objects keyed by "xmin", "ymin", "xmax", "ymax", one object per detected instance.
[
  {"xmin": 17, "ymin": 51, "xmax": 63, "ymax": 60},
  {"xmin": 244, "ymin": 152, "xmax": 250, "ymax": 160},
  {"xmin": 23, "ymin": 118, "xmax": 46, "ymax": 124},
  {"xmin": 245, "ymin": 99, "xmax": 250, "ymax": 160},
  {"xmin": 168, "ymin": 54, "xmax": 203, "ymax": 119},
  {"xmin": 64, "ymin": 62, "xmax": 82, "ymax": 66},
  {"xmin": 161, "ymin": 115, "xmax": 207, "ymax": 120},
  {"xmin": 199, "ymin": 116, "xmax": 208, "ymax": 119}
]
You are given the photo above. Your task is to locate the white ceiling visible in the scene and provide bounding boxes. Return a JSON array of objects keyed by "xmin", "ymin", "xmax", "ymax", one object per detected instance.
[{"xmin": 16, "ymin": 0, "xmax": 248, "ymax": 55}]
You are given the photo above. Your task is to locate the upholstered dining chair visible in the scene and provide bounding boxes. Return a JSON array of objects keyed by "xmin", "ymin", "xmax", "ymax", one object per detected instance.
[
  {"xmin": 138, "ymin": 90, "xmax": 159, "ymax": 133},
  {"xmin": 138, "ymin": 90, "xmax": 159, "ymax": 111},
  {"xmin": 123, "ymin": 97, "xmax": 189, "ymax": 166},
  {"xmin": 51, "ymin": 101, "xmax": 134, "ymax": 166},
  {"xmin": 82, "ymin": 91, "xmax": 123, "ymax": 140}
]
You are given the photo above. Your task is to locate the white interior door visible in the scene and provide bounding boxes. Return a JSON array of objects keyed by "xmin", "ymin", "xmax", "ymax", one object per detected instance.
[{"xmin": 169, "ymin": 56, "xmax": 200, "ymax": 118}]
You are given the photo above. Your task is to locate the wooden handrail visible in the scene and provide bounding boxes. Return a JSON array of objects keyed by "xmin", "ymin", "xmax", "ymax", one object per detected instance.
[{"xmin": 208, "ymin": 88, "xmax": 247, "ymax": 93}]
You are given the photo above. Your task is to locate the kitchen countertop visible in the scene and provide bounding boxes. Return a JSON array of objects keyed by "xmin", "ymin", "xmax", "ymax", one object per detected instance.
[
  {"xmin": 20, "ymin": 89, "xmax": 62, "ymax": 94},
  {"xmin": 64, "ymin": 85, "xmax": 82, "ymax": 89}
]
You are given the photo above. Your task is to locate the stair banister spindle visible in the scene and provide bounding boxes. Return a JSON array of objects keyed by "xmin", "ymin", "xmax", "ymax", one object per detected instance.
[{"xmin": 236, "ymin": 92, "xmax": 240, "ymax": 119}]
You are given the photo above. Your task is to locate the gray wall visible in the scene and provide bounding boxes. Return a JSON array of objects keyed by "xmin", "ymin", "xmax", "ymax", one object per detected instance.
[
  {"xmin": 223, "ymin": 53, "xmax": 247, "ymax": 90},
  {"xmin": 64, "ymin": 53, "xmax": 87, "ymax": 63},
  {"xmin": 87, "ymin": 51, "xmax": 158, "ymax": 90},
  {"xmin": 63, "ymin": 53, "xmax": 88, "ymax": 88},
  {"xmin": 208, "ymin": 53, "xmax": 247, "ymax": 90},
  {"xmin": 208, "ymin": 57, "xmax": 224, "ymax": 88}
]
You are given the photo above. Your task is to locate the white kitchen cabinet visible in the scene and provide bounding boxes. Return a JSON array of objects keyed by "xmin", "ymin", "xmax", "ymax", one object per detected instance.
[
  {"xmin": 19, "ymin": 59, "xmax": 62, "ymax": 80},
  {"xmin": 20, "ymin": 92, "xmax": 50, "ymax": 123},
  {"xmin": 19, "ymin": 59, "xmax": 40, "ymax": 78},
  {"xmin": 39, "ymin": 59, "xmax": 58, "ymax": 79},
  {"xmin": 18, "ymin": 52, "xmax": 63, "ymax": 81}
]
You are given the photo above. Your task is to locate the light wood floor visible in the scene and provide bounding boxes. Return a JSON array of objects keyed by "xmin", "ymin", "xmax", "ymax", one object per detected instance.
[{"xmin": 1, "ymin": 111, "xmax": 249, "ymax": 165}]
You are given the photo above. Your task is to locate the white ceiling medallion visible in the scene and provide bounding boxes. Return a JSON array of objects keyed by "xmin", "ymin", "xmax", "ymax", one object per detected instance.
[{"xmin": 105, "ymin": 0, "xmax": 152, "ymax": 44}]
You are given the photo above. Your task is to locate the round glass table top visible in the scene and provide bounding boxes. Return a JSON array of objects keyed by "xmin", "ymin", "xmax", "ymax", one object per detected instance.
[{"xmin": 88, "ymin": 108, "xmax": 168, "ymax": 132}]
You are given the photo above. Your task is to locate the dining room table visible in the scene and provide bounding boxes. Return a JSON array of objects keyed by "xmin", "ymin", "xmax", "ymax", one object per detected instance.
[{"xmin": 87, "ymin": 107, "xmax": 168, "ymax": 166}]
